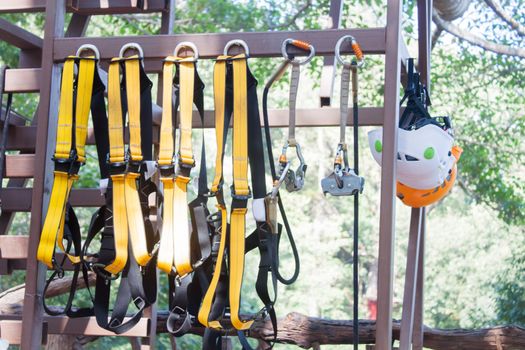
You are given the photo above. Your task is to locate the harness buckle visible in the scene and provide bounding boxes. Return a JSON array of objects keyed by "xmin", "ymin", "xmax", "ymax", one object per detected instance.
[
  {"xmin": 52, "ymin": 149, "xmax": 81, "ymax": 175},
  {"xmin": 279, "ymin": 142, "xmax": 307, "ymax": 192}
]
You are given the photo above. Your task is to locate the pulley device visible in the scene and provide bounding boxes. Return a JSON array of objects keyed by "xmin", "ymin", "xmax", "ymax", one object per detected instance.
[
  {"xmin": 321, "ymin": 35, "xmax": 364, "ymax": 350},
  {"xmin": 272, "ymin": 39, "xmax": 315, "ymax": 193},
  {"xmin": 368, "ymin": 58, "xmax": 462, "ymax": 208},
  {"xmin": 321, "ymin": 36, "xmax": 364, "ymax": 196}
]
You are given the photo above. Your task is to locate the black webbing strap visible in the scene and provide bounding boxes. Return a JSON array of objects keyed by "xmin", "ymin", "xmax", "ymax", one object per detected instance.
[{"xmin": 261, "ymin": 67, "xmax": 300, "ymax": 286}]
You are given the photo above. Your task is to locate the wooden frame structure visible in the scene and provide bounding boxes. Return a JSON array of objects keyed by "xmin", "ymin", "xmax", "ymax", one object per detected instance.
[{"xmin": 0, "ymin": 0, "xmax": 432, "ymax": 349}]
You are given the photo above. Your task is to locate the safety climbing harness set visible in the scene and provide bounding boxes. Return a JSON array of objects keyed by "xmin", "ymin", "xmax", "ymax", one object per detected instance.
[
  {"xmin": 321, "ymin": 35, "xmax": 364, "ymax": 350},
  {"xmin": 36, "ymin": 44, "xmax": 159, "ymax": 332},
  {"xmin": 368, "ymin": 58, "xmax": 462, "ymax": 208},
  {"xmin": 33, "ymin": 35, "xmax": 460, "ymax": 348}
]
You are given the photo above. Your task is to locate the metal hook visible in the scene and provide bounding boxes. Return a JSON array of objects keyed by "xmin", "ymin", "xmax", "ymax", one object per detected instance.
[
  {"xmin": 119, "ymin": 42, "xmax": 145, "ymax": 59},
  {"xmin": 174, "ymin": 41, "xmax": 199, "ymax": 61},
  {"xmin": 223, "ymin": 39, "xmax": 250, "ymax": 56},
  {"xmin": 335, "ymin": 35, "xmax": 364, "ymax": 68},
  {"xmin": 281, "ymin": 38, "xmax": 315, "ymax": 65},
  {"xmin": 76, "ymin": 44, "xmax": 100, "ymax": 60}
]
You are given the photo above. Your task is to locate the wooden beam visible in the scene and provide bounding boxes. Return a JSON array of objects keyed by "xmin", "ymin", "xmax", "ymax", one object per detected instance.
[
  {"xmin": 4, "ymin": 154, "xmax": 34, "ymax": 178},
  {"xmin": 319, "ymin": 0, "xmax": 343, "ymax": 107},
  {"xmin": 53, "ymin": 28, "xmax": 388, "ymax": 62},
  {"xmin": 0, "ymin": 320, "xmax": 47, "ymax": 345},
  {"xmin": 0, "ymin": 235, "xmax": 29, "ymax": 260},
  {"xmin": 4, "ymin": 69, "xmax": 41, "ymax": 93},
  {"xmin": 376, "ymin": 0, "xmax": 403, "ymax": 349},
  {"xmin": 0, "ymin": 188, "xmax": 104, "ymax": 211},
  {"xmin": 0, "ymin": 18, "xmax": 43, "ymax": 49},
  {"xmin": 0, "ymin": 0, "xmax": 166, "ymax": 14}
]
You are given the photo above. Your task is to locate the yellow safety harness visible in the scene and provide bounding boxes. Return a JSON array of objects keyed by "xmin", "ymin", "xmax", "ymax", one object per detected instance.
[
  {"xmin": 198, "ymin": 53, "xmax": 253, "ymax": 331},
  {"xmin": 157, "ymin": 53, "xmax": 196, "ymax": 277},
  {"xmin": 37, "ymin": 54, "xmax": 96, "ymax": 270},
  {"xmin": 106, "ymin": 54, "xmax": 153, "ymax": 274}
]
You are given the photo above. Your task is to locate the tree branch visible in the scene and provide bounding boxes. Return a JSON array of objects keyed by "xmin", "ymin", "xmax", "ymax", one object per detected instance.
[
  {"xmin": 483, "ymin": 0, "xmax": 525, "ymax": 37},
  {"xmin": 268, "ymin": 0, "xmax": 312, "ymax": 30},
  {"xmin": 432, "ymin": 13, "xmax": 525, "ymax": 58}
]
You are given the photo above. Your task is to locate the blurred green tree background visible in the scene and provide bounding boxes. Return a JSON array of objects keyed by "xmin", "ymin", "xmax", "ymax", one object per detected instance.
[{"xmin": 0, "ymin": 0, "xmax": 523, "ymax": 349}]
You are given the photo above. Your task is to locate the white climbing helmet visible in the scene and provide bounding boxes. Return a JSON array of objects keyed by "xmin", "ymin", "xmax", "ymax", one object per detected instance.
[{"xmin": 368, "ymin": 123, "xmax": 455, "ymax": 190}]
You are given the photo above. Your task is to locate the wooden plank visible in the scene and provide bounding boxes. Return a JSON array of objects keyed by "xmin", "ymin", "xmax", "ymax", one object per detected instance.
[
  {"xmin": 0, "ymin": 18, "xmax": 43, "ymax": 49},
  {"xmin": 4, "ymin": 154, "xmax": 35, "ymax": 178},
  {"xmin": 0, "ymin": 188, "xmax": 104, "ymax": 211},
  {"xmin": 46, "ymin": 316, "xmax": 150, "ymax": 337},
  {"xmin": 4, "ymin": 68, "xmax": 41, "ymax": 93},
  {"xmin": 0, "ymin": 320, "xmax": 47, "ymax": 345},
  {"xmin": 0, "ymin": 0, "xmax": 166, "ymax": 14},
  {"xmin": 0, "ymin": 235, "xmax": 29, "ymax": 259},
  {"xmin": 54, "ymin": 28, "xmax": 388, "ymax": 61},
  {"xmin": 0, "ymin": 0, "xmax": 45, "ymax": 13}
]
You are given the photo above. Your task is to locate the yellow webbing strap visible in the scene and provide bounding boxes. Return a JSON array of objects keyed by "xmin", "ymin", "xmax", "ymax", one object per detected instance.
[
  {"xmin": 229, "ymin": 54, "xmax": 253, "ymax": 330},
  {"xmin": 123, "ymin": 56, "xmax": 151, "ymax": 267},
  {"xmin": 157, "ymin": 177, "xmax": 175, "ymax": 274},
  {"xmin": 37, "ymin": 57, "xmax": 95, "ymax": 268},
  {"xmin": 124, "ymin": 56, "xmax": 143, "ymax": 163},
  {"xmin": 156, "ymin": 56, "xmax": 195, "ymax": 276},
  {"xmin": 198, "ymin": 56, "xmax": 228, "ymax": 327},
  {"xmin": 210, "ymin": 57, "xmax": 227, "ymax": 193},
  {"xmin": 106, "ymin": 59, "xmax": 129, "ymax": 274},
  {"xmin": 53, "ymin": 58, "xmax": 75, "ymax": 160}
]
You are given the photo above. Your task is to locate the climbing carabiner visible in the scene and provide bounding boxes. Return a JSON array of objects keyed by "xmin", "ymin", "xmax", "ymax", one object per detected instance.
[
  {"xmin": 279, "ymin": 141, "xmax": 307, "ymax": 192},
  {"xmin": 335, "ymin": 35, "xmax": 364, "ymax": 68}
]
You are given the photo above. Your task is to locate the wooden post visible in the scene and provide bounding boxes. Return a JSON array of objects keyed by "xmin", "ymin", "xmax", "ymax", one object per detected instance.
[
  {"xmin": 21, "ymin": 1, "xmax": 66, "ymax": 349},
  {"xmin": 375, "ymin": 0, "xmax": 403, "ymax": 349},
  {"xmin": 398, "ymin": 208, "xmax": 423, "ymax": 350}
]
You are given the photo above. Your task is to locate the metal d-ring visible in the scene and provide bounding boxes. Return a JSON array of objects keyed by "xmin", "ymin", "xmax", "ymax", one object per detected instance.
[
  {"xmin": 281, "ymin": 38, "xmax": 315, "ymax": 65},
  {"xmin": 223, "ymin": 39, "xmax": 250, "ymax": 56},
  {"xmin": 119, "ymin": 42, "xmax": 144, "ymax": 59},
  {"xmin": 335, "ymin": 35, "xmax": 364, "ymax": 67},
  {"xmin": 174, "ymin": 41, "xmax": 199, "ymax": 61},
  {"xmin": 76, "ymin": 44, "xmax": 100, "ymax": 60}
]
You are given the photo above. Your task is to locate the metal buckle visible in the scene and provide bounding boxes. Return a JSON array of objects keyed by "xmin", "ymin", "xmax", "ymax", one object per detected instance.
[
  {"xmin": 279, "ymin": 142, "xmax": 307, "ymax": 192},
  {"xmin": 53, "ymin": 149, "xmax": 81, "ymax": 175}
]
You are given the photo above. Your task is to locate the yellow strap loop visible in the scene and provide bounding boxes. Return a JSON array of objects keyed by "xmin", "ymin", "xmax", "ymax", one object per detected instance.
[
  {"xmin": 74, "ymin": 57, "xmax": 95, "ymax": 163},
  {"xmin": 158, "ymin": 60, "xmax": 175, "ymax": 166},
  {"xmin": 157, "ymin": 177, "xmax": 175, "ymax": 274},
  {"xmin": 37, "ymin": 171, "xmax": 72, "ymax": 267},
  {"xmin": 54, "ymin": 58, "xmax": 75, "ymax": 160},
  {"xmin": 178, "ymin": 60, "xmax": 195, "ymax": 166},
  {"xmin": 210, "ymin": 57, "xmax": 228, "ymax": 193},
  {"xmin": 198, "ymin": 204, "xmax": 227, "ymax": 327},
  {"xmin": 173, "ymin": 175, "xmax": 192, "ymax": 276},
  {"xmin": 125, "ymin": 171, "xmax": 151, "ymax": 266},
  {"xmin": 229, "ymin": 54, "xmax": 253, "ymax": 330},
  {"xmin": 105, "ymin": 174, "xmax": 129, "ymax": 274},
  {"xmin": 108, "ymin": 59, "xmax": 126, "ymax": 164},
  {"xmin": 124, "ymin": 56, "xmax": 143, "ymax": 162}
]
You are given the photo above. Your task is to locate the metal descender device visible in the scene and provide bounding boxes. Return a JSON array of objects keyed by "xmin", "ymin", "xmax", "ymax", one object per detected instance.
[
  {"xmin": 321, "ymin": 35, "xmax": 365, "ymax": 196},
  {"xmin": 273, "ymin": 38, "xmax": 315, "ymax": 192}
]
